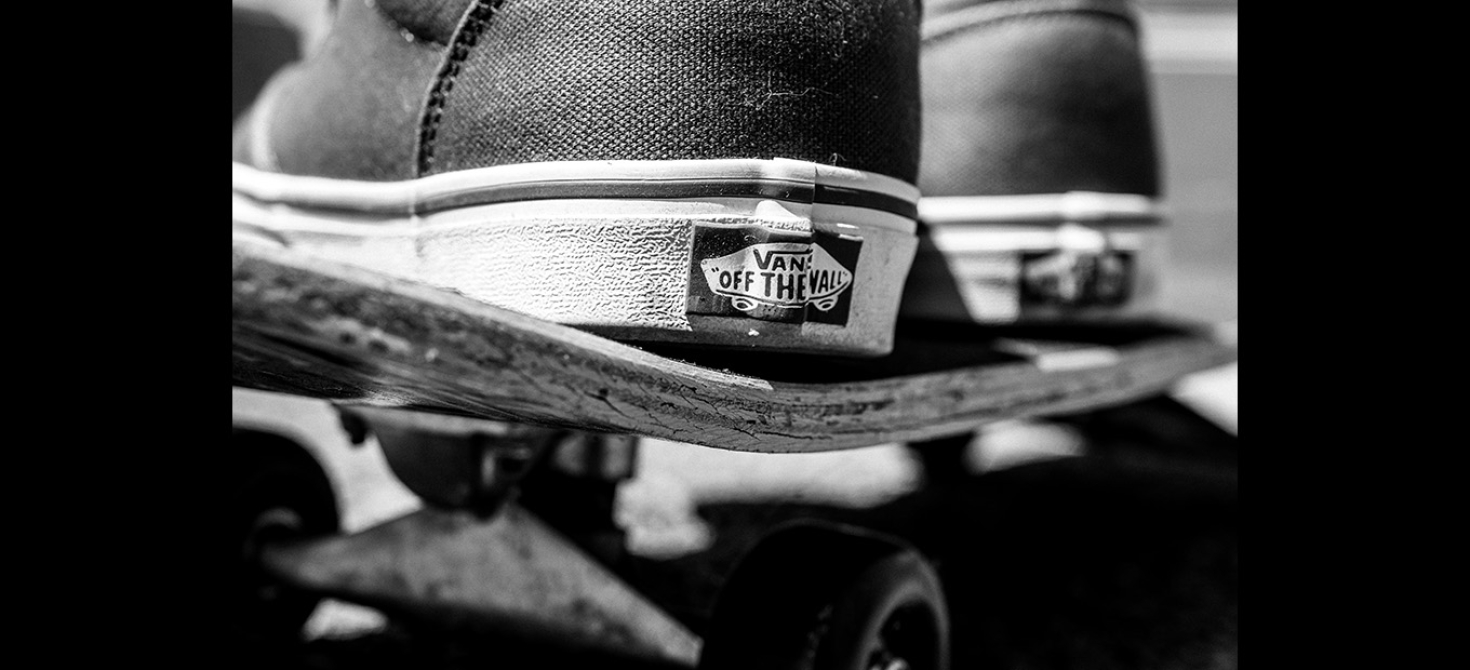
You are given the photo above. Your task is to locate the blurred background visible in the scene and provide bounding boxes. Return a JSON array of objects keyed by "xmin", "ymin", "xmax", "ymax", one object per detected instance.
[
  {"xmin": 233, "ymin": 0, "xmax": 1236, "ymax": 667},
  {"xmin": 1141, "ymin": 0, "xmax": 1237, "ymax": 326}
]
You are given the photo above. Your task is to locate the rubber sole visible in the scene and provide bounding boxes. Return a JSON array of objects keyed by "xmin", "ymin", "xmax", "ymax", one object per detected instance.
[
  {"xmin": 232, "ymin": 158, "xmax": 920, "ymax": 356},
  {"xmin": 901, "ymin": 192, "xmax": 1166, "ymax": 324}
]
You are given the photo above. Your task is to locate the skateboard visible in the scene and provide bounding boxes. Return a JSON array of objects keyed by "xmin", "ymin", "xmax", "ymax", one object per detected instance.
[
  {"xmin": 231, "ymin": 239, "xmax": 1236, "ymax": 667},
  {"xmin": 232, "ymin": 242, "xmax": 1235, "ymax": 453}
]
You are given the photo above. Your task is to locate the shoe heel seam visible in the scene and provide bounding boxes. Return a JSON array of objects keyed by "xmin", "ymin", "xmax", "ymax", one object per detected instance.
[{"xmin": 418, "ymin": 0, "xmax": 505, "ymax": 176}]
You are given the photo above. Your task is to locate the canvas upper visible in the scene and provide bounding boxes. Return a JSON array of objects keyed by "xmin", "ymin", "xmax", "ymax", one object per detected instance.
[
  {"xmin": 233, "ymin": 0, "xmax": 923, "ymax": 184},
  {"xmin": 232, "ymin": 0, "xmax": 927, "ymax": 357},
  {"xmin": 920, "ymin": 0, "xmax": 1160, "ymax": 197}
]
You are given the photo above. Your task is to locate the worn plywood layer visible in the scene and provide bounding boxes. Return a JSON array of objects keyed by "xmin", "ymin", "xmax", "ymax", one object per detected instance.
[{"xmin": 232, "ymin": 243, "xmax": 1236, "ymax": 453}]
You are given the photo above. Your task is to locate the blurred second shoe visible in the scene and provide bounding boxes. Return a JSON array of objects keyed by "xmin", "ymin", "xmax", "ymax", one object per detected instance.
[
  {"xmin": 233, "ymin": 0, "xmax": 922, "ymax": 357},
  {"xmin": 901, "ymin": 0, "xmax": 1167, "ymax": 324}
]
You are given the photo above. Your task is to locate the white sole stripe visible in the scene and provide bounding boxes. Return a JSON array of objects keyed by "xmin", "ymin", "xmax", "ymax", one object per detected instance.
[
  {"xmin": 232, "ymin": 193, "xmax": 919, "ymax": 237},
  {"xmin": 919, "ymin": 193, "xmax": 1166, "ymax": 225},
  {"xmin": 232, "ymin": 158, "xmax": 920, "ymax": 216}
]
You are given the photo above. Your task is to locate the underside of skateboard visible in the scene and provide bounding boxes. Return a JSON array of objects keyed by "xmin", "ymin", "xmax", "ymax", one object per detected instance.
[{"xmin": 232, "ymin": 242, "xmax": 1237, "ymax": 667}]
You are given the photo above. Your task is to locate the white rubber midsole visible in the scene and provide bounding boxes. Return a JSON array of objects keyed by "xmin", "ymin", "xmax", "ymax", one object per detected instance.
[
  {"xmin": 233, "ymin": 158, "xmax": 919, "ymax": 216},
  {"xmin": 918, "ymin": 192, "xmax": 1165, "ymax": 225},
  {"xmin": 232, "ymin": 194, "xmax": 915, "ymax": 237},
  {"xmin": 233, "ymin": 158, "xmax": 920, "ymax": 355},
  {"xmin": 903, "ymin": 193, "xmax": 1166, "ymax": 323}
]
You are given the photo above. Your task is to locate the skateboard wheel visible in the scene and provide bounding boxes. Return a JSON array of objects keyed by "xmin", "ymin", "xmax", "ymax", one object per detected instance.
[
  {"xmin": 699, "ymin": 522, "xmax": 949, "ymax": 670},
  {"xmin": 232, "ymin": 430, "xmax": 340, "ymax": 642}
]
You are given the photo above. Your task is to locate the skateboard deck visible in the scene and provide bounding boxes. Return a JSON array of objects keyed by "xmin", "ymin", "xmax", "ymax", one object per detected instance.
[{"xmin": 233, "ymin": 242, "xmax": 1236, "ymax": 453}]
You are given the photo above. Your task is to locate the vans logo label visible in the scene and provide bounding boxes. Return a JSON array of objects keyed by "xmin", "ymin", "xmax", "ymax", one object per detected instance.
[{"xmin": 686, "ymin": 226, "xmax": 861, "ymax": 326}]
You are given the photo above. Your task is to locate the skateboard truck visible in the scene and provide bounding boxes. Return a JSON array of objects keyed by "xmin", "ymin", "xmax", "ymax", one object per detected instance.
[
  {"xmin": 257, "ymin": 503, "xmax": 702, "ymax": 666},
  {"xmin": 248, "ymin": 408, "xmax": 691, "ymax": 663},
  {"xmin": 338, "ymin": 406, "xmax": 563, "ymax": 514},
  {"xmin": 338, "ymin": 405, "xmax": 639, "ymax": 565},
  {"xmin": 241, "ymin": 437, "xmax": 945, "ymax": 669}
]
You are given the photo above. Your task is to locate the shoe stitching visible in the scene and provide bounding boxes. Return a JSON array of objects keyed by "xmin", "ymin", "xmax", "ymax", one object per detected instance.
[
  {"xmin": 417, "ymin": 0, "xmax": 504, "ymax": 176},
  {"xmin": 922, "ymin": 0, "xmax": 1138, "ymax": 44}
]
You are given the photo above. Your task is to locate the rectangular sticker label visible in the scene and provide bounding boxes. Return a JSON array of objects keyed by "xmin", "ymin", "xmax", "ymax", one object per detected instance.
[
  {"xmin": 1020, "ymin": 249, "xmax": 1134, "ymax": 308},
  {"xmin": 686, "ymin": 225, "xmax": 862, "ymax": 326}
]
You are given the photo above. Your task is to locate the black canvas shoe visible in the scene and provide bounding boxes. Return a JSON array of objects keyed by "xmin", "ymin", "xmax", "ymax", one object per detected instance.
[
  {"xmin": 900, "ymin": 0, "xmax": 1165, "ymax": 324},
  {"xmin": 233, "ymin": 0, "xmax": 922, "ymax": 356}
]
